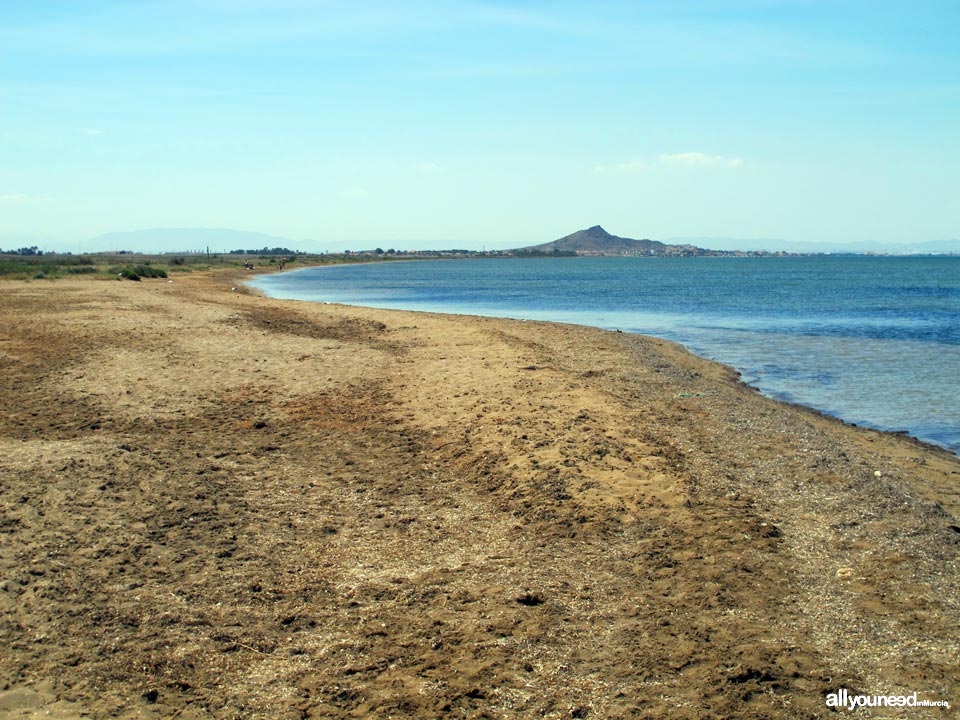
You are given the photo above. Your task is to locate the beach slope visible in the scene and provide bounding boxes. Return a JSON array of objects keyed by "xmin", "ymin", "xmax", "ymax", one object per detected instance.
[{"xmin": 1, "ymin": 273, "xmax": 957, "ymax": 719}]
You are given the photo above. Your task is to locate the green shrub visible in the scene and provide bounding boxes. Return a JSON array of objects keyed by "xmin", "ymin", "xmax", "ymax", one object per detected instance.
[
  {"xmin": 134, "ymin": 264, "xmax": 167, "ymax": 278},
  {"xmin": 108, "ymin": 264, "xmax": 166, "ymax": 281}
]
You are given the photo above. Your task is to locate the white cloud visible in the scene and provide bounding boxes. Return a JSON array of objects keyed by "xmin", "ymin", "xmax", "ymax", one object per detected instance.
[
  {"xmin": 414, "ymin": 161, "xmax": 441, "ymax": 174},
  {"xmin": 591, "ymin": 152, "xmax": 744, "ymax": 175},
  {"xmin": 659, "ymin": 152, "xmax": 744, "ymax": 169},
  {"xmin": 0, "ymin": 193, "xmax": 52, "ymax": 204},
  {"xmin": 614, "ymin": 159, "xmax": 651, "ymax": 173}
]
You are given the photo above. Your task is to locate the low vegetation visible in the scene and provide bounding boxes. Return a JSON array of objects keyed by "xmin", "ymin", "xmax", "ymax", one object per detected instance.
[
  {"xmin": 0, "ymin": 254, "xmax": 99, "ymax": 280},
  {"xmin": 109, "ymin": 264, "xmax": 169, "ymax": 281},
  {"xmin": 0, "ymin": 252, "xmax": 346, "ymax": 280},
  {"xmin": 0, "ymin": 249, "xmax": 484, "ymax": 281}
]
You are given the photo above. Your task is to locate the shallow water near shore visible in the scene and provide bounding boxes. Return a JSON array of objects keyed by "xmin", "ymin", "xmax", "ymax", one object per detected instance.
[{"xmin": 251, "ymin": 255, "xmax": 960, "ymax": 453}]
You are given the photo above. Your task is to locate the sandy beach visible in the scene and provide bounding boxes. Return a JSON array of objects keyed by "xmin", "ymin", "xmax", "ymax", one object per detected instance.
[{"xmin": 1, "ymin": 270, "xmax": 957, "ymax": 719}]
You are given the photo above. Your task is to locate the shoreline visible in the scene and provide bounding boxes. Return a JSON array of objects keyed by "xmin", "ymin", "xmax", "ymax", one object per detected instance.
[
  {"xmin": 1, "ymin": 272, "xmax": 957, "ymax": 719},
  {"xmin": 248, "ymin": 264, "xmax": 960, "ymax": 458}
]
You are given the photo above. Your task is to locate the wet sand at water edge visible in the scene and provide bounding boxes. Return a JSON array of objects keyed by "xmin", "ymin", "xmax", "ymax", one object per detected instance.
[{"xmin": 0, "ymin": 271, "xmax": 958, "ymax": 719}]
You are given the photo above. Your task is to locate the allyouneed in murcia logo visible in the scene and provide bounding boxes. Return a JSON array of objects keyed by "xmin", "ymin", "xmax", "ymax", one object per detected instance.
[{"xmin": 825, "ymin": 688, "xmax": 951, "ymax": 710}]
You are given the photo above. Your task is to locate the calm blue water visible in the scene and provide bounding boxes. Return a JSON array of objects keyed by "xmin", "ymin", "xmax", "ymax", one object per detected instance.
[{"xmin": 251, "ymin": 256, "xmax": 960, "ymax": 454}]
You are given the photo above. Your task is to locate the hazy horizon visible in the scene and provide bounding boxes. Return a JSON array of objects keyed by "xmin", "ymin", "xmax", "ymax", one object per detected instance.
[
  {"xmin": 4, "ymin": 225, "xmax": 959, "ymax": 257},
  {"xmin": 3, "ymin": 1, "xmax": 958, "ymax": 253}
]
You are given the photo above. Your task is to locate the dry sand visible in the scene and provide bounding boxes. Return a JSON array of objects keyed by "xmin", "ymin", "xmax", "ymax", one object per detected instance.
[{"xmin": 0, "ymin": 271, "xmax": 957, "ymax": 719}]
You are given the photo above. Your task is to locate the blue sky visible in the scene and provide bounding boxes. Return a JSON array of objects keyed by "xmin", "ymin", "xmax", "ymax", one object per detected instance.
[{"xmin": 2, "ymin": 0, "xmax": 958, "ymax": 251}]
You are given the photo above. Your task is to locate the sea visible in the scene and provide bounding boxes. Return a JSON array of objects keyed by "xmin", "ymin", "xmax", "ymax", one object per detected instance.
[{"xmin": 250, "ymin": 256, "xmax": 960, "ymax": 455}]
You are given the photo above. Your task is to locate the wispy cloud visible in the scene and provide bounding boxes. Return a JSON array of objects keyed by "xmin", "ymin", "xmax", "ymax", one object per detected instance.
[
  {"xmin": 659, "ymin": 152, "xmax": 743, "ymax": 169},
  {"xmin": 591, "ymin": 152, "xmax": 744, "ymax": 175},
  {"xmin": 414, "ymin": 161, "xmax": 441, "ymax": 174},
  {"xmin": 0, "ymin": 1, "xmax": 452, "ymax": 56},
  {"xmin": 0, "ymin": 193, "xmax": 52, "ymax": 204},
  {"xmin": 0, "ymin": 0, "xmax": 611, "ymax": 60}
]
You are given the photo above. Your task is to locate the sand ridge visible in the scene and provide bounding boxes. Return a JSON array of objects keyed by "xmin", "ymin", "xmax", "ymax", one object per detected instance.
[{"xmin": 0, "ymin": 272, "xmax": 957, "ymax": 719}]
